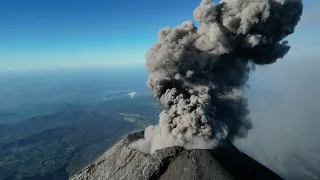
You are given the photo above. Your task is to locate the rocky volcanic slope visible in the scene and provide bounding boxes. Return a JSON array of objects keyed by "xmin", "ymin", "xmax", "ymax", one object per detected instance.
[{"xmin": 70, "ymin": 131, "xmax": 283, "ymax": 180}]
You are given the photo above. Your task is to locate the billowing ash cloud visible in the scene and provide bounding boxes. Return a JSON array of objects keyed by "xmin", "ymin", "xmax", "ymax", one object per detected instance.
[{"xmin": 130, "ymin": 0, "xmax": 303, "ymax": 153}]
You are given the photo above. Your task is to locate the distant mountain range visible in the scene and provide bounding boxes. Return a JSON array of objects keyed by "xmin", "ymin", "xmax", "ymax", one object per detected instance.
[{"xmin": 0, "ymin": 105, "xmax": 148, "ymax": 180}]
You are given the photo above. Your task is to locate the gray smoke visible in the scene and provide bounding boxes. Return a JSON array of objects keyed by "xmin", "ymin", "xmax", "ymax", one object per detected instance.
[{"xmin": 129, "ymin": 0, "xmax": 303, "ymax": 154}]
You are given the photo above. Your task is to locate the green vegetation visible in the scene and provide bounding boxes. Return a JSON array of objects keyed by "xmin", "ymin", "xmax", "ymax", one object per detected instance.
[
  {"xmin": 120, "ymin": 113, "xmax": 157, "ymax": 129},
  {"xmin": 0, "ymin": 98, "xmax": 160, "ymax": 180}
]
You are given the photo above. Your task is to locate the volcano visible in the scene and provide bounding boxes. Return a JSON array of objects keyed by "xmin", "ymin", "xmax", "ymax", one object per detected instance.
[{"xmin": 70, "ymin": 131, "xmax": 283, "ymax": 180}]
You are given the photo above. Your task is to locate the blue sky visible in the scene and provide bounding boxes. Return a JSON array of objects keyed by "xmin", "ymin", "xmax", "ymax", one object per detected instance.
[{"xmin": 0, "ymin": 0, "xmax": 319, "ymax": 69}]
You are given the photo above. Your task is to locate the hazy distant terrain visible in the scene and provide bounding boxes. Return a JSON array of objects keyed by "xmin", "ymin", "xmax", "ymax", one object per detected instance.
[
  {"xmin": 0, "ymin": 64, "xmax": 319, "ymax": 180},
  {"xmin": 0, "ymin": 67, "xmax": 151, "ymax": 124},
  {"xmin": 0, "ymin": 67, "xmax": 160, "ymax": 179},
  {"xmin": 0, "ymin": 100, "xmax": 159, "ymax": 180}
]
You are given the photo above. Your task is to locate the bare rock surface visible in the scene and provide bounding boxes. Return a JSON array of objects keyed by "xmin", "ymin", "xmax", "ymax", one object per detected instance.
[{"xmin": 70, "ymin": 131, "xmax": 283, "ymax": 180}]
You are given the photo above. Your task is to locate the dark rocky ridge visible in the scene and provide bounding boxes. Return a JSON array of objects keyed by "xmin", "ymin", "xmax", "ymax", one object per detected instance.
[{"xmin": 70, "ymin": 131, "xmax": 283, "ymax": 180}]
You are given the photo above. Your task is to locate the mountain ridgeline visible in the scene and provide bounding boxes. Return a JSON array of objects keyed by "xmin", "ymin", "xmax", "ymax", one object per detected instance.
[{"xmin": 0, "ymin": 98, "xmax": 159, "ymax": 180}]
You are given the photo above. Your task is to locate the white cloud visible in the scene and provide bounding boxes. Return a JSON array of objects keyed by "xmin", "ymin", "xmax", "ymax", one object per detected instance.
[{"xmin": 128, "ymin": 92, "xmax": 137, "ymax": 99}]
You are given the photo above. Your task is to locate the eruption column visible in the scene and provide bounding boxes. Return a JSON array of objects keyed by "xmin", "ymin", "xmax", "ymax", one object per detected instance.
[{"xmin": 130, "ymin": 0, "xmax": 303, "ymax": 153}]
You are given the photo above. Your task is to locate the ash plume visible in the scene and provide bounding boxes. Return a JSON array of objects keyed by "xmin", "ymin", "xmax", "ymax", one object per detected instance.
[{"xmin": 130, "ymin": 0, "xmax": 303, "ymax": 153}]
